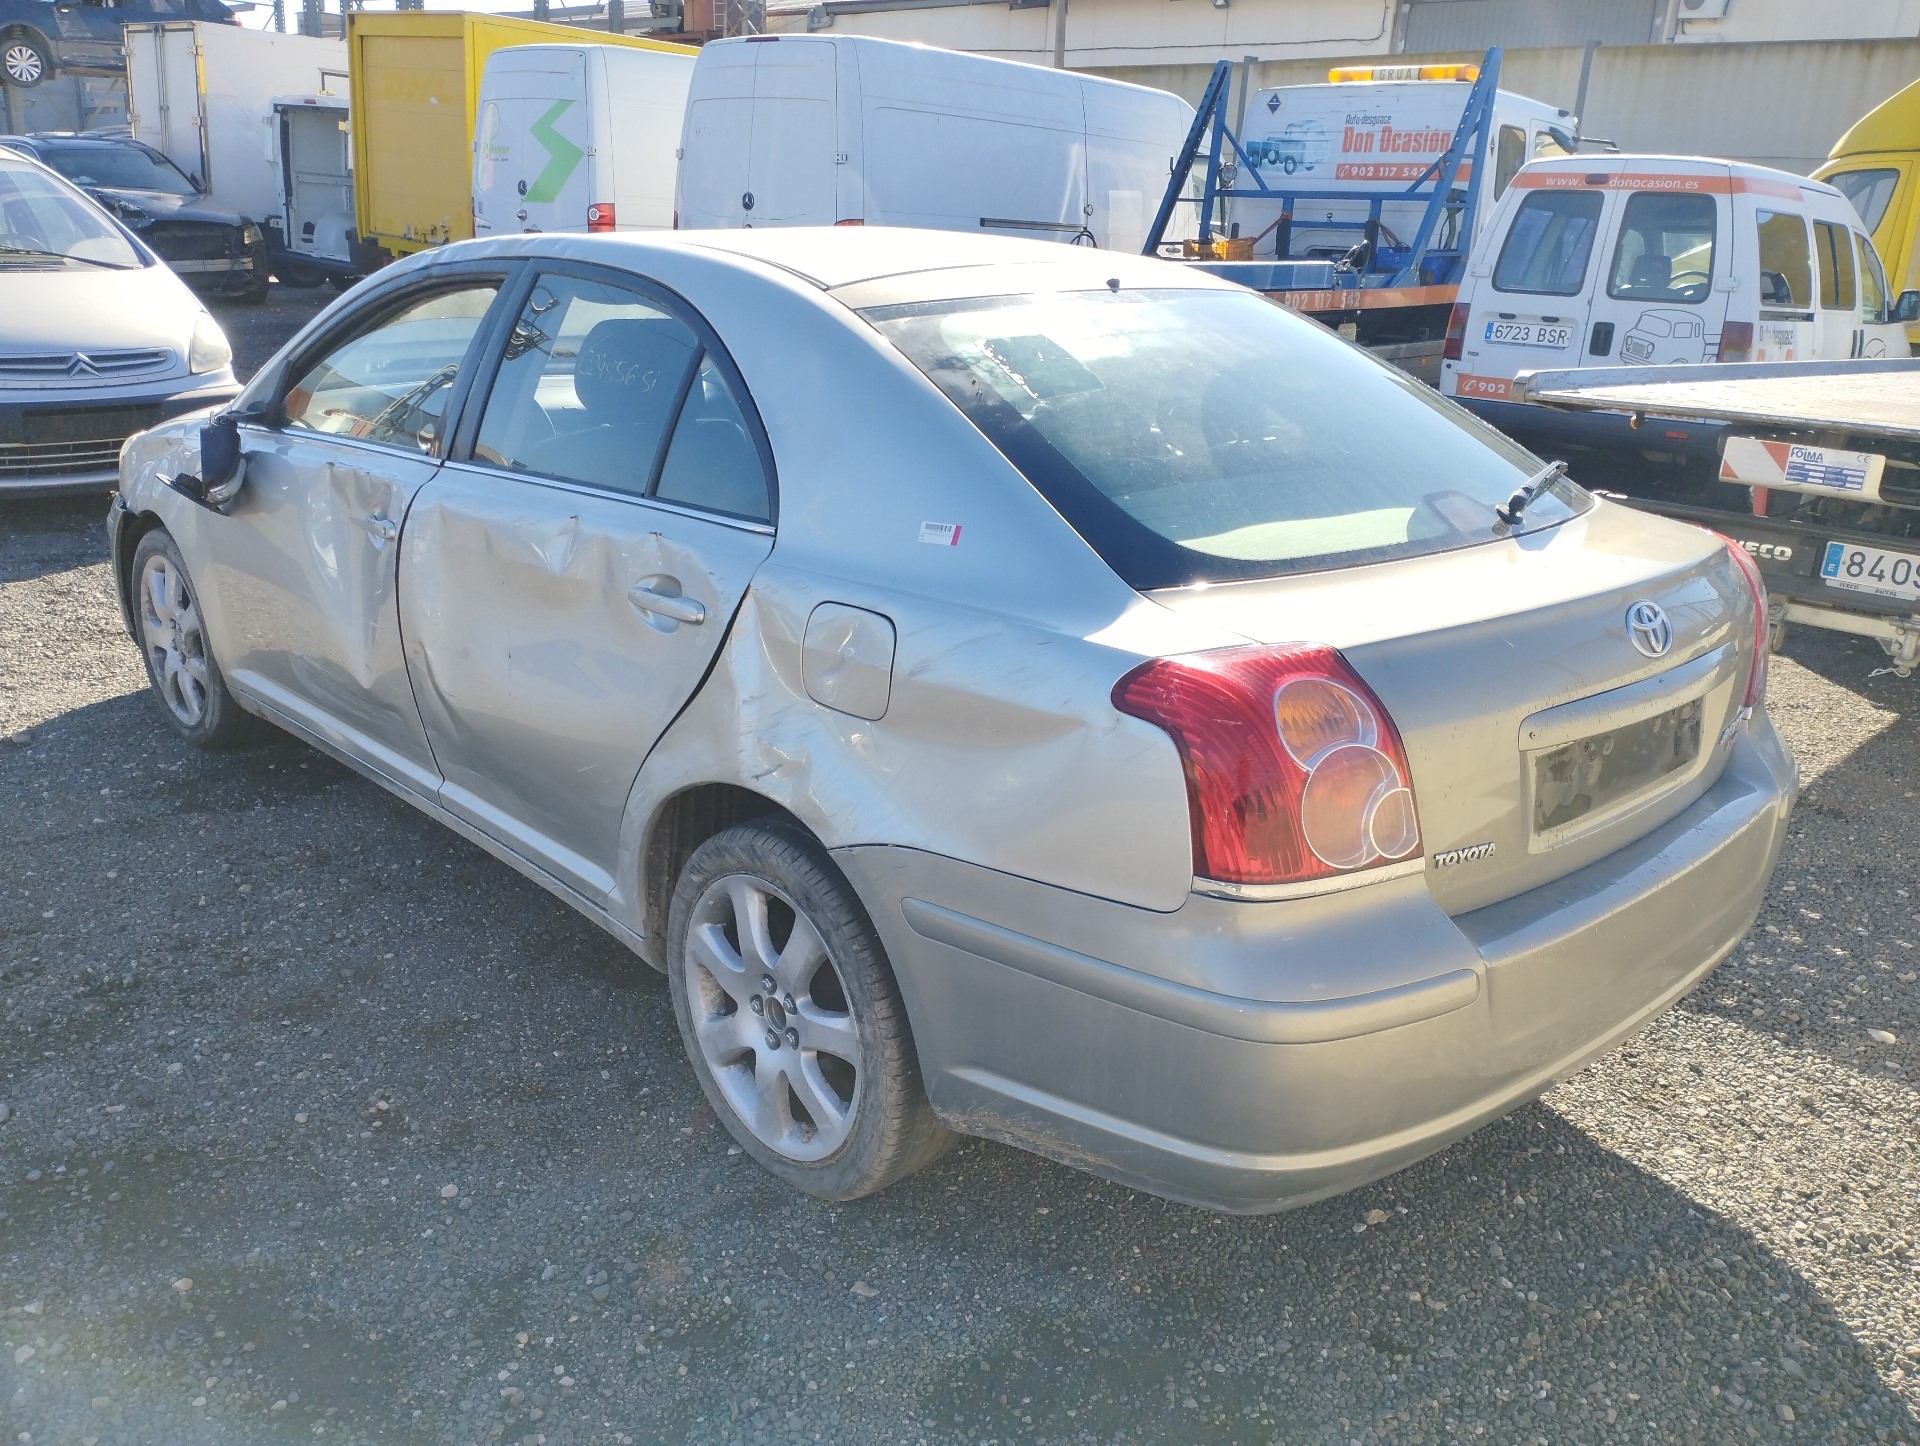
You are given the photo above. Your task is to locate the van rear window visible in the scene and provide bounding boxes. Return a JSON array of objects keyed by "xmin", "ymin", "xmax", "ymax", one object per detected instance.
[
  {"xmin": 1493, "ymin": 191, "xmax": 1603, "ymax": 297},
  {"xmin": 1607, "ymin": 193, "xmax": 1715, "ymax": 304}
]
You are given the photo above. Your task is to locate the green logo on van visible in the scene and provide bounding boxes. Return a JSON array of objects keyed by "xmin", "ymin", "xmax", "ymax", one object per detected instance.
[{"xmin": 526, "ymin": 100, "xmax": 584, "ymax": 205}]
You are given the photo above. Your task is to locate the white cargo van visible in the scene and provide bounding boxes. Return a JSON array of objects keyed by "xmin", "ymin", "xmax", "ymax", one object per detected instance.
[
  {"xmin": 271, "ymin": 91, "xmax": 354, "ymax": 285},
  {"xmin": 124, "ymin": 22, "xmax": 347, "ymax": 228},
  {"xmin": 674, "ymin": 35, "xmax": 1195, "ymax": 253},
  {"xmin": 1229, "ymin": 67, "xmax": 1576, "ymax": 260},
  {"xmin": 473, "ymin": 44, "xmax": 695, "ymax": 237},
  {"xmin": 1441, "ymin": 154, "xmax": 1911, "ymax": 453}
]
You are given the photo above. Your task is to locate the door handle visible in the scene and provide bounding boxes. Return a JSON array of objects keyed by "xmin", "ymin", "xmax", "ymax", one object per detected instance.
[
  {"xmin": 628, "ymin": 580, "xmax": 706, "ymax": 626},
  {"xmin": 362, "ymin": 513, "xmax": 399, "ymax": 544}
]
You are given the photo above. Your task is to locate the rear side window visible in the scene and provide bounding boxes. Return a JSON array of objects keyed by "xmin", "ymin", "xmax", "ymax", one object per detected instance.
[
  {"xmin": 1828, "ymin": 167, "xmax": 1900, "ymax": 232},
  {"xmin": 1756, "ymin": 210, "xmax": 1813, "ymax": 311},
  {"xmin": 1607, "ymin": 192, "xmax": 1715, "ymax": 303},
  {"xmin": 1493, "ymin": 191, "xmax": 1603, "ymax": 296},
  {"xmin": 1816, "ymin": 220, "xmax": 1857, "ymax": 310},
  {"xmin": 866, "ymin": 288, "xmax": 1584, "ymax": 590},
  {"xmin": 1857, "ymin": 232, "xmax": 1890, "ymax": 324}
]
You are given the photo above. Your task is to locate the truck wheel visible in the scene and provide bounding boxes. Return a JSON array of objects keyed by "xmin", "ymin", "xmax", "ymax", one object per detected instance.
[
  {"xmin": 1282, "ymin": 155, "xmax": 1298, "ymax": 175},
  {"xmin": 2, "ymin": 30, "xmax": 52, "ymax": 87},
  {"xmin": 235, "ymin": 276, "xmax": 270, "ymax": 306}
]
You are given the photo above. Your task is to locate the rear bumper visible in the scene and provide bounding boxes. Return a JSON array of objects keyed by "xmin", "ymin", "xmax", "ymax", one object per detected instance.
[
  {"xmin": 837, "ymin": 716, "xmax": 1795, "ymax": 1213},
  {"xmin": 1461, "ymin": 396, "xmax": 1730, "ymax": 462}
]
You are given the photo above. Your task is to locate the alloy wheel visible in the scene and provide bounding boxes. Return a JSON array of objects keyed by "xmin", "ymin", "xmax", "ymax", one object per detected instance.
[
  {"xmin": 3, "ymin": 43, "xmax": 43, "ymax": 85},
  {"xmin": 682, "ymin": 874, "xmax": 861, "ymax": 1162},
  {"xmin": 138, "ymin": 552, "xmax": 210, "ymax": 728}
]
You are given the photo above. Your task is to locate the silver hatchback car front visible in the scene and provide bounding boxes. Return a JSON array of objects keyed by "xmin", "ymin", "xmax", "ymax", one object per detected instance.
[{"xmin": 108, "ymin": 228, "xmax": 1794, "ymax": 1211}]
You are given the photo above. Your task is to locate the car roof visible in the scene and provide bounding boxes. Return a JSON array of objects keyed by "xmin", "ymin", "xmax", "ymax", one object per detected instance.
[{"xmin": 651, "ymin": 226, "xmax": 1226, "ymax": 297}]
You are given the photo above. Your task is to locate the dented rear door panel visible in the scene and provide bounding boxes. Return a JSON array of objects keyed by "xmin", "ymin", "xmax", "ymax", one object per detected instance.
[{"xmin": 399, "ymin": 466, "xmax": 773, "ymax": 899}]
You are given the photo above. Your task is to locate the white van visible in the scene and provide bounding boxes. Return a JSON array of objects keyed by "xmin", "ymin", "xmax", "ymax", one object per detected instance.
[
  {"xmin": 1442, "ymin": 154, "xmax": 1910, "ymax": 451},
  {"xmin": 1228, "ymin": 69, "xmax": 1576, "ymax": 261},
  {"xmin": 674, "ymin": 35, "xmax": 1195, "ymax": 253},
  {"xmin": 270, "ymin": 91, "xmax": 355, "ymax": 284},
  {"xmin": 474, "ymin": 44, "xmax": 695, "ymax": 237}
]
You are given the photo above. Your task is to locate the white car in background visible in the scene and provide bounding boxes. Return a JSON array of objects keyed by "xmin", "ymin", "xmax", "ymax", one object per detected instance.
[{"xmin": 0, "ymin": 145, "xmax": 239, "ymax": 495}]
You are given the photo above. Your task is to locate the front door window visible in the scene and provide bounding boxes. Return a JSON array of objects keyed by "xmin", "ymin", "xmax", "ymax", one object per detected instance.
[{"xmin": 282, "ymin": 284, "xmax": 499, "ymax": 454}]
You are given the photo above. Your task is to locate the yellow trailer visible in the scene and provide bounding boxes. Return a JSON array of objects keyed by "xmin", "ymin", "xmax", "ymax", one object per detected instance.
[{"xmin": 347, "ymin": 11, "xmax": 692, "ymax": 264}]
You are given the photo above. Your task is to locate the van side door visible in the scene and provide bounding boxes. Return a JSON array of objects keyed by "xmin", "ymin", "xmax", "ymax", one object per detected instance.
[
  {"xmin": 1751, "ymin": 203, "xmax": 1817, "ymax": 361},
  {"xmin": 1584, "ymin": 185, "xmax": 1728, "ymax": 370},
  {"xmin": 1853, "ymin": 229, "xmax": 1912, "ymax": 358}
]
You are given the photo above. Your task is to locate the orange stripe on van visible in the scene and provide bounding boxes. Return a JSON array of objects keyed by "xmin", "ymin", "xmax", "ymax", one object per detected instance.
[{"xmin": 1512, "ymin": 171, "xmax": 1803, "ymax": 200}]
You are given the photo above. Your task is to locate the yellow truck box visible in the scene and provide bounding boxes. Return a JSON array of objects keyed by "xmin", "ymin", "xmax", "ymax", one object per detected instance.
[
  {"xmin": 347, "ymin": 11, "xmax": 692, "ymax": 262},
  {"xmin": 1816, "ymin": 76, "xmax": 1920, "ymax": 345}
]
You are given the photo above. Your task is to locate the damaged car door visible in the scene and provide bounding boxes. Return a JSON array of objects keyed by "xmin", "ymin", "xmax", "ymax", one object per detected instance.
[
  {"xmin": 399, "ymin": 266, "xmax": 775, "ymax": 900},
  {"xmin": 198, "ymin": 275, "xmax": 506, "ymax": 794}
]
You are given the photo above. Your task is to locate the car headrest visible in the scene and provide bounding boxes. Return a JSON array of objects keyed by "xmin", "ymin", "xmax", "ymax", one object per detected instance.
[
  {"xmin": 573, "ymin": 316, "xmax": 695, "ymax": 423},
  {"xmin": 1629, "ymin": 253, "xmax": 1672, "ymax": 290}
]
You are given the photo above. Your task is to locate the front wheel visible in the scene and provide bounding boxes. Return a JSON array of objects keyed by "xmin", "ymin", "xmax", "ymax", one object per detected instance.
[
  {"xmin": 130, "ymin": 528, "xmax": 266, "ymax": 750},
  {"xmin": 2, "ymin": 31, "xmax": 51, "ymax": 87},
  {"xmin": 667, "ymin": 818, "xmax": 951, "ymax": 1201}
]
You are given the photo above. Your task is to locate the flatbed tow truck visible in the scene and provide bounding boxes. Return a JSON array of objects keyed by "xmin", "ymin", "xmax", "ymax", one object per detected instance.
[{"xmin": 1514, "ymin": 358, "xmax": 1920, "ymax": 674}]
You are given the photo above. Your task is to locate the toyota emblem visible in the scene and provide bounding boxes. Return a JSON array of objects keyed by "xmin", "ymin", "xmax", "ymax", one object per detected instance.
[{"xmin": 1625, "ymin": 600, "xmax": 1673, "ymax": 658}]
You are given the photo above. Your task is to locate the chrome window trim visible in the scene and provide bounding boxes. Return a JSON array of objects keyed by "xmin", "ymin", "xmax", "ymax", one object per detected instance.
[
  {"xmin": 431, "ymin": 457, "xmax": 777, "ymax": 537},
  {"xmin": 1194, "ymin": 857, "xmax": 1425, "ymax": 903}
]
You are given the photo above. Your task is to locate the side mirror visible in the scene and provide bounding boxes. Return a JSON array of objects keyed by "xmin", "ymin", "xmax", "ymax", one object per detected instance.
[
  {"xmin": 1893, "ymin": 290, "xmax": 1920, "ymax": 324},
  {"xmin": 169, "ymin": 413, "xmax": 245, "ymax": 510}
]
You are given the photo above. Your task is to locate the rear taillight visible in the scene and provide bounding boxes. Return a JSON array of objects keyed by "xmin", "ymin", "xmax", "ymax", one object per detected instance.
[
  {"xmin": 1721, "ymin": 536, "xmax": 1770, "ymax": 708},
  {"xmin": 1113, "ymin": 645, "xmax": 1421, "ymax": 888},
  {"xmin": 835, "ymin": 217, "xmax": 865, "ymax": 226},
  {"xmin": 587, "ymin": 203, "xmax": 615, "ymax": 233},
  {"xmin": 1717, "ymin": 320, "xmax": 1754, "ymax": 363},
  {"xmin": 1442, "ymin": 302, "xmax": 1469, "ymax": 362}
]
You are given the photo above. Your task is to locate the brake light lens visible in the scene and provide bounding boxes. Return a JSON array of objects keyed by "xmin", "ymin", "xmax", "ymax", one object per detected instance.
[
  {"xmin": 587, "ymin": 203, "xmax": 615, "ymax": 233},
  {"xmin": 834, "ymin": 217, "xmax": 865, "ymax": 226},
  {"xmin": 1113, "ymin": 645, "xmax": 1421, "ymax": 887},
  {"xmin": 1717, "ymin": 320, "xmax": 1754, "ymax": 363},
  {"xmin": 1442, "ymin": 302, "xmax": 1469, "ymax": 362},
  {"xmin": 1720, "ymin": 536, "xmax": 1770, "ymax": 708}
]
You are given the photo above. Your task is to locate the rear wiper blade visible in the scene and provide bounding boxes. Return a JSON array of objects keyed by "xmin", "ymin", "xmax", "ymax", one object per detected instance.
[{"xmin": 1495, "ymin": 459, "xmax": 1568, "ymax": 529}]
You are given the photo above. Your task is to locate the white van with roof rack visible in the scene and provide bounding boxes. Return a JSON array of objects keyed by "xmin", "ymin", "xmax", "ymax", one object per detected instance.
[{"xmin": 1441, "ymin": 154, "xmax": 1910, "ymax": 457}]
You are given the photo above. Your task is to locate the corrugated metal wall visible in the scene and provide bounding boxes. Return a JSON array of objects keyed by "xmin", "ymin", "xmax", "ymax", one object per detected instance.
[
  {"xmin": 1403, "ymin": 0, "xmax": 1663, "ymax": 50},
  {"xmin": 1091, "ymin": 38, "xmax": 1920, "ymax": 175}
]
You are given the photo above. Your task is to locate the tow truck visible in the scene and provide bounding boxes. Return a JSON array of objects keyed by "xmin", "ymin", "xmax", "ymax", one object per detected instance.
[
  {"xmin": 1514, "ymin": 358, "xmax": 1920, "ymax": 675},
  {"xmin": 1143, "ymin": 48, "xmax": 1579, "ymax": 383}
]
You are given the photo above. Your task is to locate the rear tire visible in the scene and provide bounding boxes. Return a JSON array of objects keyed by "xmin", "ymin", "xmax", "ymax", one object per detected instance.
[
  {"xmin": 2, "ymin": 31, "xmax": 51, "ymax": 88},
  {"xmin": 667, "ymin": 818, "xmax": 952, "ymax": 1201},
  {"xmin": 130, "ymin": 529, "xmax": 267, "ymax": 751}
]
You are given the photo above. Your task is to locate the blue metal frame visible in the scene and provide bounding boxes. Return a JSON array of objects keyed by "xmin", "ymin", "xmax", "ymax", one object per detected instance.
[{"xmin": 1144, "ymin": 49, "xmax": 1504, "ymax": 293}]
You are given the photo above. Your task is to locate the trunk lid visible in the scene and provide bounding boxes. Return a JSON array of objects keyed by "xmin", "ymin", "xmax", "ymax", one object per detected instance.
[{"xmin": 1148, "ymin": 500, "xmax": 1751, "ymax": 914}]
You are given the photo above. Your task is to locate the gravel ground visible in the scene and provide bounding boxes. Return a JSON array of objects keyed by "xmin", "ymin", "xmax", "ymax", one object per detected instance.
[{"xmin": 1, "ymin": 288, "xmax": 1916, "ymax": 1444}]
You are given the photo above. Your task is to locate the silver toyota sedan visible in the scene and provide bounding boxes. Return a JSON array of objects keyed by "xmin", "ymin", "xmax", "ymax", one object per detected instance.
[{"xmin": 108, "ymin": 229, "xmax": 1795, "ymax": 1213}]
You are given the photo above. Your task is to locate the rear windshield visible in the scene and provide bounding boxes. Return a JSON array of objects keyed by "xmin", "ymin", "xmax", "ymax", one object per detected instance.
[
  {"xmin": 1494, "ymin": 190, "xmax": 1603, "ymax": 296},
  {"xmin": 864, "ymin": 287, "xmax": 1585, "ymax": 590}
]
